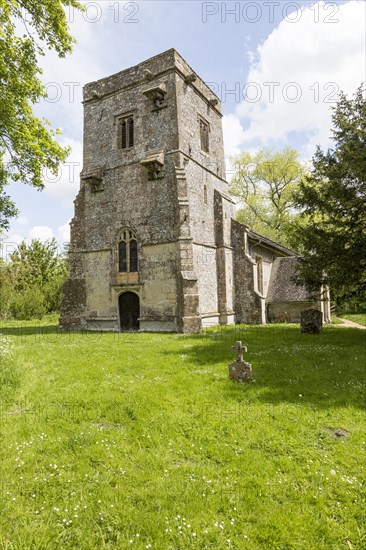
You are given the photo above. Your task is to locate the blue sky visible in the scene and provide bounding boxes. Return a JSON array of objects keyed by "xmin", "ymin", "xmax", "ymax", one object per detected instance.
[{"xmin": 4, "ymin": 0, "xmax": 365, "ymax": 252}]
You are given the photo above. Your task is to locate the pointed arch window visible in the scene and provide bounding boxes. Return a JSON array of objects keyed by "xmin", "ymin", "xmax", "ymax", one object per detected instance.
[
  {"xmin": 129, "ymin": 239, "xmax": 138, "ymax": 272},
  {"xmin": 118, "ymin": 229, "xmax": 138, "ymax": 272},
  {"xmin": 118, "ymin": 241, "xmax": 127, "ymax": 272}
]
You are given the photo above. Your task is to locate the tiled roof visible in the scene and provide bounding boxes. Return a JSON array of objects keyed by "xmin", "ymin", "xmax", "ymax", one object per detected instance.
[
  {"xmin": 247, "ymin": 230, "xmax": 297, "ymax": 257},
  {"xmin": 267, "ymin": 257, "xmax": 313, "ymax": 303}
]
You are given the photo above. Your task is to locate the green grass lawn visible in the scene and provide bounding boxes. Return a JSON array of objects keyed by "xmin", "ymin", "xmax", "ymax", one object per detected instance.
[
  {"xmin": 0, "ymin": 320, "xmax": 365, "ymax": 549},
  {"xmin": 339, "ymin": 312, "xmax": 366, "ymax": 327},
  {"xmin": 331, "ymin": 315, "xmax": 344, "ymax": 325}
]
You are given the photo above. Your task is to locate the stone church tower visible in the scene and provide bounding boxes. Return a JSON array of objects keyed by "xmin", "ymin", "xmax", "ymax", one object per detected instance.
[
  {"xmin": 60, "ymin": 49, "xmax": 331, "ymax": 332},
  {"xmin": 60, "ymin": 49, "xmax": 236, "ymax": 333}
]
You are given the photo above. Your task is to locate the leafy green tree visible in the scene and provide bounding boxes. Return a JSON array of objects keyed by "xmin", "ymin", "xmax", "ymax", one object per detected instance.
[
  {"xmin": 0, "ymin": 0, "xmax": 83, "ymax": 230},
  {"xmin": 293, "ymin": 86, "xmax": 366, "ymax": 305},
  {"xmin": 10, "ymin": 239, "xmax": 64, "ymax": 287},
  {"xmin": 0, "ymin": 168, "xmax": 18, "ymax": 230},
  {"xmin": 0, "ymin": 258, "xmax": 13, "ymax": 317},
  {"xmin": 229, "ymin": 147, "xmax": 305, "ymax": 247},
  {"xmin": 0, "ymin": 239, "xmax": 69, "ymax": 319}
]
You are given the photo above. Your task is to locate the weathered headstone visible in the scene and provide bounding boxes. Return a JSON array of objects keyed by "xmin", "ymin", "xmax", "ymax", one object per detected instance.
[
  {"xmin": 228, "ymin": 341, "xmax": 253, "ymax": 382},
  {"xmin": 300, "ymin": 309, "xmax": 323, "ymax": 334}
]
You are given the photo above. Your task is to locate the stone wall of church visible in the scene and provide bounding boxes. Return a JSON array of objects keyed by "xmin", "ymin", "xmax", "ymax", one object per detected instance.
[
  {"xmin": 61, "ymin": 52, "xmax": 186, "ymax": 331},
  {"xmin": 60, "ymin": 187, "xmax": 88, "ymax": 330},
  {"xmin": 81, "ymin": 62, "xmax": 180, "ymax": 246},
  {"xmin": 85, "ymin": 250, "xmax": 112, "ymax": 316},
  {"xmin": 175, "ymin": 57, "xmax": 225, "ymax": 181},
  {"xmin": 193, "ymin": 243, "xmax": 219, "ymax": 324},
  {"xmin": 267, "ymin": 301, "xmax": 316, "ymax": 323},
  {"xmin": 63, "ymin": 49, "xmax": 293, "ymax": 333},
  {"xmin": 173, "ymin": 53, "xmax": 235, "ymax": 327},
  {"xmin": 181, "ymin": 156, "xmax": 234, "ymax": 324},
  {"xmin": 83, "ymin": 50, "xmax": 180, "ymax": 171},
  {"xmin": 231, "ymin": 220, "xmax": 265, "ymax": 324},
  {"xmin": 247, "ymin": 244, "xmax": 277, "ymax": 298},
  {"xmin": 213, "ymin": 191, "xmax": 235, "ymax": 324},
  {"xmin": 139, "ymin": 242, "xmax": 178, "ymax": 331}
]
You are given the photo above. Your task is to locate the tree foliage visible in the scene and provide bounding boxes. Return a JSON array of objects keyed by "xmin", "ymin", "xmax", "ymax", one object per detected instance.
[
  {"xmin": 0, "ymin": 239, "xmax": 69, "ymax": 319},
  {"xmin": 0, "ymin": 0, "xmax": 83, "ymax": 230},
  {"xmin": 229, "ymin": 147, "xmax": 305, "ymax": 247},
  {"xmin": 293, "ymin": 86, "xmax": 366, "ymax": 305}
]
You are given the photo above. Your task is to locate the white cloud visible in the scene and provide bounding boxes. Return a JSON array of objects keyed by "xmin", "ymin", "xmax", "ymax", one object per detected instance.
[
  {"xmin": 222, "ymin": 113, "xmax": 246, "ymax": 158},
  {"xmin": 233, "ymin": 0, "xmax": 366, "ymax": 156},
  {"xmin": 27, "ymin": 226, "xmax": 55, "ymax": 242},
  {"xmin": 58, "ymin": 220, "xmax": 71, "ymax": 245}
]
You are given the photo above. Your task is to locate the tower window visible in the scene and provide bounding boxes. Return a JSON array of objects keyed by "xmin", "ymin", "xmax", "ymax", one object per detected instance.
[
  {"xmin": 129, "ymin": 239, "xmax": 138, "ymax": 272},
  {"xmin": 119, "ymin": 115, "xmax": 134, "ymax": 149},
  {"xmin": 118, "ymin": 241, "xmax": 127, "ymax": 272},
  {"xmin": 118, "ymin": 229, "xmax": 138, "ymax": 272},
  {"xmin": 199, "ymin": 118, "xmax": 209, "ymax": 153},
  {"xmin": 203, "ymin": 184, "xmax": 208, "ymax": 204}
]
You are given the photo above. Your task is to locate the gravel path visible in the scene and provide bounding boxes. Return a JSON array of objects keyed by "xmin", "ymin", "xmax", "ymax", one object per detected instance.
[{"xmin": 335, "ymin": 318, "xmax": 366, "ymax": 330}]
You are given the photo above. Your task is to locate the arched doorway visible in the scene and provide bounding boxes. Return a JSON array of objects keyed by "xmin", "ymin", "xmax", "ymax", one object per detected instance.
[{"xmin": 119, "ymin": 292, "xmax": 140, "ymax": 330}]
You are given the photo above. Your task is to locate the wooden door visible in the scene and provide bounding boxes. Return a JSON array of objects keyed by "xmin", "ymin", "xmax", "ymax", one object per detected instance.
[{"xmin": 119, "ymin": 292, "xmax": 140, "ymax": 330}]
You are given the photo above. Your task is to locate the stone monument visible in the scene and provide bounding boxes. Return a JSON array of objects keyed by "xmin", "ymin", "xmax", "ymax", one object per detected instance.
[
  {"xmin": 300, "ymin": 309, "xmax": 323, "ymax": 334},
  {"xmin": 228, "ymin": 341, "xmax": 253, "ymax": 382}
]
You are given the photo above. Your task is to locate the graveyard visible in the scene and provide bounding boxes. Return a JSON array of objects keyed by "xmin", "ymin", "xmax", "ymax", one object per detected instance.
[{"xmin": 1, "ymin": 318, "xmax": 364, "ymax": 549}]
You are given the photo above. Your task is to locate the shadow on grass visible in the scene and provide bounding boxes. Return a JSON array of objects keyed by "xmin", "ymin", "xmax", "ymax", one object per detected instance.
[
  {"xmin": 0, "ymin": 324, "xmax": 172, "ymax": 344},
  {"xmin": 183, "ymin": 324, "xmax": 366, "ymax": 410},
  {"xmin": 1, "ymin": 322, "xmax": 364, "ymax": 410},
  {"xmin": 0, "ymin": 324, "xmax": 59, "ymax": 337}
]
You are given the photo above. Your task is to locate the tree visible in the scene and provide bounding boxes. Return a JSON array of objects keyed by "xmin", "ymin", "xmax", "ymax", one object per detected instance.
[
  {"xmin": 293, "ymin": 86, "xmax": 366, "ymax": 306},
  {"xmin": 10, "ymin": 238, "xmax": 66, "ymax": 286},
  {"xmin": 0, "ymin": 0, "xmax": 83, "ymax": 231},
  {"xmin": 0, "ymin": 239, "xmax": 69, "ymax": 319},
  {"xmin": 0, "ymin": 170, "xmax": 18, "ymax": 230},
  {"xmin": 229, "ymin": 147, "xmax": 305, "ymax": 247}
]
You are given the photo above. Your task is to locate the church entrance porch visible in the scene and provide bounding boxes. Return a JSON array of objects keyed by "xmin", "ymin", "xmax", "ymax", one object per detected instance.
[{"xmin": 119, "ymin": 292, "xmax": 140, "ymax": 331}]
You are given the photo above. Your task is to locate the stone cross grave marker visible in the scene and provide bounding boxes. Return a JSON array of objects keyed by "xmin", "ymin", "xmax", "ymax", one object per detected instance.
[
  {"xmin": 229, "ymin": 341, "xmax": 252, "ymax": 382},
  {"xmin": 231, "ymin": 341, "xmax": 247, "ymax": 362}
]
